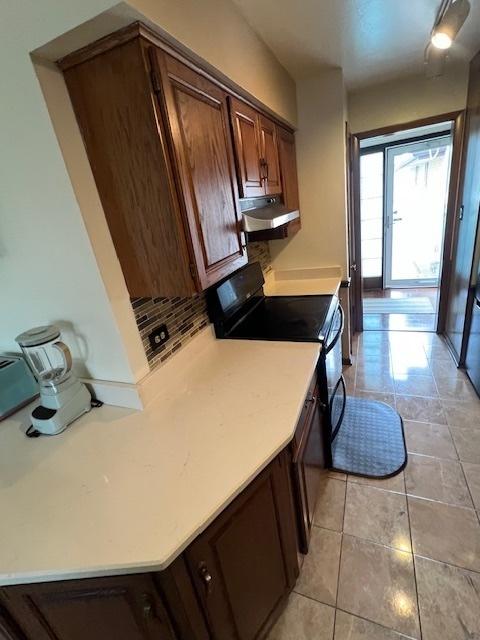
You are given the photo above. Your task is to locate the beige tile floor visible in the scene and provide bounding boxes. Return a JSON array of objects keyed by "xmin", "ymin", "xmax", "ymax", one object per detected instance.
[{"xmin": 269, "ymin": 330, "xmax": 480, "ymax": 640}]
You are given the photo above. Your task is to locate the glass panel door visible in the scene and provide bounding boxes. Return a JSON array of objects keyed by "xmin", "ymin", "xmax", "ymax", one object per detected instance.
[{"xmin": 384, "ymin": 136, "xmax": 452, "ymax": 288}]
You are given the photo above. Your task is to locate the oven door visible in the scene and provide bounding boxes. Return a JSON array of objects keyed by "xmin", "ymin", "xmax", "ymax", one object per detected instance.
[
  {"xmin": 291, "ymin": 382, "xmax": 328, "ymax": 553},
  {"xmin": 325, "ymin": 305, "xmax": 346, "ymax": 441}
]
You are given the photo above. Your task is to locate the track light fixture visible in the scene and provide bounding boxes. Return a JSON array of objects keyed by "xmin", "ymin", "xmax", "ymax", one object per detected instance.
[
  {"xmin": 425, "ymin": 0, "xmax": 470, "ymax": 77},
  {"xmin": 431, "ymin": 0, "xmax": 470, "ymax": 50}
]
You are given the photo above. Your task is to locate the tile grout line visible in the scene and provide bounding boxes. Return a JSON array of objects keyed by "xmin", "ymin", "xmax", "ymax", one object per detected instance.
[
  {"xmin": 404, "ymin": 449, "xmax": 458, "ymax": 463},
  {"xmin": 404, "ymin": 486, "xmax": 424, "ymax": 640},
  {"xmin": 456, "ymin": 449, "xmax": 480, "ymax": 524},
  {"xmin": 405, "ymin": 490, "xmax": 477, "ymax": 512},
  {"xmin": 445, "ymin": 419, "xmax": 477, "ymax": 512},
  {"xmin": 334, "ymin": 607, "xmax": 420, "ymax": 640},
  {"xmin": 412, "ymin": 551, "xmax": 480, "ymax": 576},
  {"xmin": 346, "ymin": 478, "xmax": 406, "ymax": 496},
  {"xmin": 291, "ymin": 590, "xmax": 335, "ymax": 608},
  {"xmin": 314, "ymin": 525, "xmax": 414, "ymax": 556},
  {"xmin": 332, "ymin": 473, "xmax": 348, "ymax": 640}
]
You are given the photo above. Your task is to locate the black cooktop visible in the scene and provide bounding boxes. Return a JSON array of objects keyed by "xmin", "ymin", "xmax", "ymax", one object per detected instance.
[
  {"xmin": 228, "ymin": 295, "xmax": 336, "ymax": 343},
  {"xmin": 207, "ymin": 262, "xmax": 338, "ymax": 343}
]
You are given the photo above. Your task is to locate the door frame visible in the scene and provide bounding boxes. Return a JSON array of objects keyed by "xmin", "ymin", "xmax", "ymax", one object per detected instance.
[
  {"xmin": 349, "ymin": 110, "xmax": 465, "ymax": 334},
  {"xmin": 346, "ymin": 125, "xmax": 363, "ymax": 333}
]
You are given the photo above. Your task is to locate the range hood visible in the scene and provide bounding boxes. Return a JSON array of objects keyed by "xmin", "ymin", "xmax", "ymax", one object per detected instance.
[{"xmin": 241, "ymin": 196, "xmax": 300, "ymax": 232}]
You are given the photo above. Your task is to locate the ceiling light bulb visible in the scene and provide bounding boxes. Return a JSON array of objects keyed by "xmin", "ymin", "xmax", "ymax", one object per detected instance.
[{"xmin": 431, "ymin": 31, "xmax": 453, "ymax": 49}]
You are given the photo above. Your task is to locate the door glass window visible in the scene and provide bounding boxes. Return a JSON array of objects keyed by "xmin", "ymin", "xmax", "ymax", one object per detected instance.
[
  {"xmin": 385, "ymin": 136, "xmax": 452, "ymax": 287},
  {"xmin": 360, "ymin": 152, "xmax": 383, "ymax": 278}
]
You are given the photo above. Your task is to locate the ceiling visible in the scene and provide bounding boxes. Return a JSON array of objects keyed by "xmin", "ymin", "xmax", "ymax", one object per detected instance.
[{"xmin": 231, "ymin": 0, "xmax": 480, "ymax": 89}]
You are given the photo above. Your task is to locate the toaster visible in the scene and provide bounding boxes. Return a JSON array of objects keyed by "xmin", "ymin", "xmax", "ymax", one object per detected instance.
[{"xmin": 0, "ymin": 355, "xmax": 39, "ymax": 420}]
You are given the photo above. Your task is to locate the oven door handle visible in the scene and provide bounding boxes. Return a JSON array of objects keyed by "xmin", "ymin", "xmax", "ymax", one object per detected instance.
[
  {"xmin": 324, "ymin": 305, "xmax": 344, "ymax": 355},
  {"xmin": 330, "ymin": 375, "xmax": 347, "ymax": 442},
  {"xmin": 292, "ymin": 395, "xmax": 318, "ymax": 464}
]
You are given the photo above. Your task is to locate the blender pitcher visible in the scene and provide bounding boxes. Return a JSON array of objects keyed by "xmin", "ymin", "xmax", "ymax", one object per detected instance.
[
  {"xmin": 16, "ymin": 326, "xmax": 73, "ymax": 389},
  {"xmin": 15, "ymin": 325, "xmax": 91, "ymax": 435}
]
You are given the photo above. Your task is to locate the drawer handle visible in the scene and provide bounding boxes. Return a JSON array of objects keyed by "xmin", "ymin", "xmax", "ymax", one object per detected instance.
[{"xmin": 198, "ymin": 562, "xmax": 213, "ymax": 595}]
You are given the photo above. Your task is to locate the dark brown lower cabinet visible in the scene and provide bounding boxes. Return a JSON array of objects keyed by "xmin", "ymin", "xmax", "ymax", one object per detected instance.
[
  {"xmin": 0, "ymin": 449, "xmax": 299, "ymax": 640},
  {"xmin": 185, "ymin": 449, "xmax": 298, "ymax": 640},
  {"xmin": 0, "ymin": 574, "xmax": 176, "ymax": 640},
  {"xmin": 0, "ymin": 604, "xmax": 23, "ymax": 640}
]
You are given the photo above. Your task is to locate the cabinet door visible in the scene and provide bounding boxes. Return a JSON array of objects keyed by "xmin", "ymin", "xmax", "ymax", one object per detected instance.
[
  {"xmin": 63, "ymin": 38, "xmax": 196, "ymax": 298},
  {"xmin": 186, "ymin": 451, "xmax": 298, "ymax": 640},
  {"xmin": 229, "ymin": 98, "xmax": 265, "ymax": 198},
  {"xmin": 156, "ymin": 52, "xmax": 247, "ymax": 290},
  {"xmin": 0, "ymin": 575, "xmax": 175, "ymax": 640},
  {"xmin": 0, "ymin": 604, "xmax": 23, "ymax": 640},
  {"xmin": 259, "ymin": 115, "xmax": 281, "ymax": 196},
  {"xmin": 277, "ymin": 126, "xmax": 300, "ymax": 211}
]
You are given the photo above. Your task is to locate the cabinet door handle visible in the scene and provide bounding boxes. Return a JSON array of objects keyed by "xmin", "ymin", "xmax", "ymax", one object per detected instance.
[
  {"xmin": 198, "ymin": 562, "xmax": 213, "ymax": 595},
  {"xmin": 260, "ymin": 158, "xmax": 267, "ymax": 182},
  {"xmin": 141, "ymin": 594, "xmax": 154, "ymax": 620}
]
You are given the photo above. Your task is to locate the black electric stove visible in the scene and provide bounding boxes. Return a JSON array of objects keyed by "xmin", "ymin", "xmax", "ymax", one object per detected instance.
[
  {"xmin": 207, "ymin": 261, "xmax": 338, "ymax": 343},
  {"xmin": 207, "ymin": 262, "xmax": 347, "ymax": 451},
  {"xmin": 223, "ymin": 294, "xmax": 337, "ymax": 342}
]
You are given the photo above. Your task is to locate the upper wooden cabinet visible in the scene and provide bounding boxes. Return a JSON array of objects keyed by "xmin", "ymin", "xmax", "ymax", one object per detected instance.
[
  {"xmin": 229, "ymin": 98, "xmax": 264, "ymax": 198},
  {"xmin": 152, "ymin": 51, "xmax": 247, "ymax": 291},
  {"xmin": 60, "ymin": 23, "xmax": 300, "ymax": 297},
  {"xmin": 259, "ymin": 114, "xmax": 282, "ymax": 195},
  {"xmin": 62, "ymin": 38, "xmax": 246, "ymax": 298},
  {"xmin": 230, "ymin": 97, "xmax": 282, "ymax": 198}
]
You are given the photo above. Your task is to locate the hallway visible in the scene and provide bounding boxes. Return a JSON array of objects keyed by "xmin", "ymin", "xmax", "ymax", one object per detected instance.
[{"xmin": 269, "ymin": 330, "xmax": 480, "ymax": 640}]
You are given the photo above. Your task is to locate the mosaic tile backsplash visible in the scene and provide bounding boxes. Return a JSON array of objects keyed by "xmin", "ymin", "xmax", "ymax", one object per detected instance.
[{"xmin": 131, "ymin": 242, "xmax": 272, "ymax": 370}]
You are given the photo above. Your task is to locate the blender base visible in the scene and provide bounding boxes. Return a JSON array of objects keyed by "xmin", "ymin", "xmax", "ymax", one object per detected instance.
[{"xmin": 31, "ymin": 382, "xmax": 92, "ymax": 435}]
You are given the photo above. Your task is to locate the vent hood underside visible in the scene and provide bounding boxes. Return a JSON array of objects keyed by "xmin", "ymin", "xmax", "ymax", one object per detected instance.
[{"xmin": 240, "ymin": 197, "xmax": 300, "ymax": 232}]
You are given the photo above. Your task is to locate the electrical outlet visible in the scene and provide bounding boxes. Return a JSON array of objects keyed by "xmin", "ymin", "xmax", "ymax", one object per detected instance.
[{"xmin": 149, "ymin": 324, "xmax": 169, "ymax": 351}]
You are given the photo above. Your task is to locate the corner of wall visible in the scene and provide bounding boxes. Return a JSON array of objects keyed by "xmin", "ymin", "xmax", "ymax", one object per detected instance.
[
  {"xmin": 270, "ymin": 67, "xmax": 349, "ymax": 278},
  {"xmin": 33, "ymin": 56, "xmax": 149, "ymax": 384}
]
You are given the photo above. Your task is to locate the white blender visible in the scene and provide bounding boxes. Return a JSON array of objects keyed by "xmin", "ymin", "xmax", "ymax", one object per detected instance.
[{"xmin": 15, "ymin": 325, "xmax": 92, "ymax": 435}]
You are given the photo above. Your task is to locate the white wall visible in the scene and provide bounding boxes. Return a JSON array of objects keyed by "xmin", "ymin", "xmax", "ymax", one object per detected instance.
[
  {"xmin": 348, "ymin": 66, "xmax": 469, "ymax": 134},
  {"xmin": 0, "ymin": 0, "xmax": 296, "ymax": 385},
  {"xmin": 270, "ymin": 69, "xmax": 349, "ymax": 277},
  {"xmin": 0, "ymin": 0, "xmax": 141, "ymax": 383}
]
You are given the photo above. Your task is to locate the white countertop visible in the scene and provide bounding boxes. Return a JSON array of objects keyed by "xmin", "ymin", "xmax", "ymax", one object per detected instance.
[
  {"xmin": 0, "ymin": 328, "xmax": 320, "ymax": 586},
  {"xmin": 264, "ymin": 266, "xmax": 342, "ymax": 297}
]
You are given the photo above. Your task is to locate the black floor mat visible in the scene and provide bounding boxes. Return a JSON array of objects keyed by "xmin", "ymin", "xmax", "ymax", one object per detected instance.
[{"xmin": 332, "ymin": 397, "xmax": 407, "ymax": 478}]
